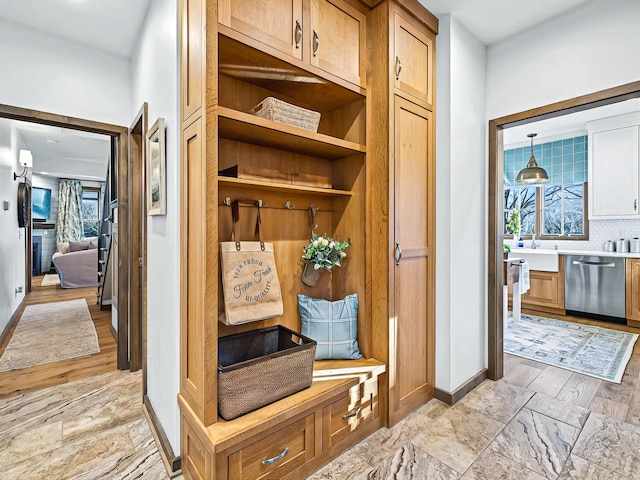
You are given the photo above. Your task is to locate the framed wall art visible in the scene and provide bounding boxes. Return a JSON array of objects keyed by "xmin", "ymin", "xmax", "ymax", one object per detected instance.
[{"xmin": 146, "ymin": 117, "xmax": 166, "ymax": 215}]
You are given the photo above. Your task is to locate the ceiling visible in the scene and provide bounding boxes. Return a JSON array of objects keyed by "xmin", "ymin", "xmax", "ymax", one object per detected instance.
[
  {"xmin": 420, "ymin": 0, "xmax": 591, "ymax": 45},
  {"xmin": 0, "ymin": 0, "xmax": 151, "ymax": 57},
  {"xmin": 16, "ymin": 121, "xmax": 111, "ymax": 182}
]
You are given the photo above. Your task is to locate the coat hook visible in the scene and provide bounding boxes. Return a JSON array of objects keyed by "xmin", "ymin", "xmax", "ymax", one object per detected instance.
[
  {"xmin": 224, "ymin": 196, "xmax": 231, "ymax": 206},
  {"xmin": 285, "ymin": 201, "xmax": 295, "ymax": 209},
  {"xmin": 256, "ymin": 199, "xmax": 268, "ymax": 208}
]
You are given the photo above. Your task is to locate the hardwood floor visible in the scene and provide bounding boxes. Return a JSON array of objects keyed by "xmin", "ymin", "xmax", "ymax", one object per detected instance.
[{"xmin": 0, "ymin": 275, "xmax": 116, "ymax": 399}]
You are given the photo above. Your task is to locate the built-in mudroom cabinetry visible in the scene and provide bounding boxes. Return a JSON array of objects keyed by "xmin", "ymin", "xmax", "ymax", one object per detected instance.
[{"xmin": 178, "ymin": 1, "xmax": 437, "ymax": 478}]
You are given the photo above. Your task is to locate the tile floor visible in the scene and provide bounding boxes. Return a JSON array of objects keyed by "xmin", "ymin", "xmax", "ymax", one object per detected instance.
[
  {"xmin": 3, "ymin": 352, "xmax": 640, "ymax": 479},
  {"xmin": 310, "ymin": 352, "xmax": 640, "ymax": 480}
]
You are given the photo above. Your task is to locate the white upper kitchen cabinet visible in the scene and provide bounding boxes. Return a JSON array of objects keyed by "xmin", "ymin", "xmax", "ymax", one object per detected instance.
[{"xmin": 588, "ymin": 112, "xmax": 640, "ymax": 219}]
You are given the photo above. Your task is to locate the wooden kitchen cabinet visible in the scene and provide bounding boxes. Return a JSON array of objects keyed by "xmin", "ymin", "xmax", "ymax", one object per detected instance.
[
  {"xmin": 588, "ymin": 113, "xmax": 640, "ymax": 219},
  {"xmin": 393, "ymin": 11, "xmax": 434, "ymax": 108},
  {"xmin": 626, "ymin": 258, "xmax": 640, "ymax": 325},
  {"xmin": 508, "ymin": 259, "xmax": 565, "ymax": 314},
  {"xmin": 218, "ymin": 0, "xmax": 366, "ymax": 88},
  {"xmin": 369, "ymin": 1, "xmax": 438, "ymax": 426}
]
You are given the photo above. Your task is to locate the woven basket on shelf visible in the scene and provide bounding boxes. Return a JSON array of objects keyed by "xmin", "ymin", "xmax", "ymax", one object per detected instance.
[
  {"xmin": 217, "ymin": 325, "xmax": 317, "ymax": 420},
  {"xmin": 250, "ymin": 97, "xmax": 321, "ymax": 132}
]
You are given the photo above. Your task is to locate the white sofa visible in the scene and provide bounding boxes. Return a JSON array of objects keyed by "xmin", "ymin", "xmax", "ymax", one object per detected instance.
[{"xmin": 52, "ymin": 240, "xmax": 98, "ymax": 288}]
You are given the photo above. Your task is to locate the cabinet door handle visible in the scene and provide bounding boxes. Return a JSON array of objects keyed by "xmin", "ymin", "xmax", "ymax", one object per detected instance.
[
  {"xmin": 313, "ymin": 30, "xmax": 319, "ymax": 57},
  {"xmin": 635, "ymin": 199, "xmax": 637, "ymax": 211},
  {"xmin": 294, "ymin": 19, "xmax": 302, "ymax": 49},
  {"xmin": 343, "ymin": 405, "xmax": 363, "ymax": 420},
  {"xmin": 395, "ymin": 56, "xmax": 402, "ymax": 80},
  {"xmin": 395, "ymin": 242, "xmax": 402, "ymax": 265},
  {"xmin": 261, "ymin": 447, "xmax": 289, "ymax": 466}
]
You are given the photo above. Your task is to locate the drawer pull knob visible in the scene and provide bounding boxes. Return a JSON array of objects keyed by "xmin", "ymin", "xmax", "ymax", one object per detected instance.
[
  {"xmin": 261, "ymin": 447, "xmax": 289, "ymax": 466},
  {"xmin": 343, "ymin": 405, "xmax": 363, "ymax": 420}
]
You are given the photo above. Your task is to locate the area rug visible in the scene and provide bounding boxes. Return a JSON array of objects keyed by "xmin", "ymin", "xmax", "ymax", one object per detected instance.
[
  {"xmin": 505, "ymin": 313, "xmax": 638, "ymax": 383},
  {"xmin": 40, "ymin": 273, "xmax": 61, "ymax": 287},
  {"xmin": 0, "ymin": 299, "xmax": 100, "ymax": 372}
]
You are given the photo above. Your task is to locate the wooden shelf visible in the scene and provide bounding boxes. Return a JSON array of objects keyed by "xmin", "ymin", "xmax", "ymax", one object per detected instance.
[
  {"xmin": 218, "ymin": 107, "xmax": 365, "ymax": 159},
  {"xmin": 218, "ymin": 177, "xmax": 353, "ymax": 197},
  {"xmin": 218, "ymin": 32, "xmax": 365, "ymax": 111}
]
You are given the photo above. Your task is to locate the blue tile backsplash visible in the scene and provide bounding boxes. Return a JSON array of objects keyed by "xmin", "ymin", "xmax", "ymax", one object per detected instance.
[{"xmin": 504, "ymin": 135, "xmax": 588, "ymax": 186}]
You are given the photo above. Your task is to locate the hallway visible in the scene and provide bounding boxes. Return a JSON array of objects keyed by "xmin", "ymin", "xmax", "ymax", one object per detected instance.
[{"xmin": 0, "ymin": 278, "xmax": 116, "ymax": 399}]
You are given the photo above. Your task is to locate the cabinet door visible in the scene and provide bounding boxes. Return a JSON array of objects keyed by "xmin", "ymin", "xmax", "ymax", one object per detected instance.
[
  {"xmin": 627, "ymin": 259, "xmax": 640, "ymax": 322},
  {"xmin": 218, "ymin": 0, "xmax": 303, "ymax": 61},
  {"xmin": 590, "ymin": 125, "xmax": 639, "ymax": 218},
  {"xmin": 393, "ymin": 12, "xmax": 434, "ymax": 107},
  {"xmin": 227, "ymin": 414, "xmax": 315, "ymax": 480},
  {"xmin": 309, "ymin": 0, "xmax": 366, "ymax": 87},
  {"xmin": 391, "ymin": 96, "xmax": 433, "ymax": 421},
  {"xmin": 523, "ymin": 271, "xmax": 564, "ymax": 310}
]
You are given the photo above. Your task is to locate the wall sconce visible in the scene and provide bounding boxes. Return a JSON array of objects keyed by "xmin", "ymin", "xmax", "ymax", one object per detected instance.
[{"xmin": 14, "ymin": 149, "xmax": 33, "ymax": 181}]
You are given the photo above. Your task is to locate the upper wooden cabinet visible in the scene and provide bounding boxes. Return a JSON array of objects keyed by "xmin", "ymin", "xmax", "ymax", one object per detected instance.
[
  {"xmin": 393, "ymin": 11, "xmax": 434, "ymax": 108},
  {"xmin": 218, "ymin": 0, "xmax": 304, "ymax": 61},
  {"xmin": 309, "ymin": 0, "xmax": 367, "ymax": 88},
  {"xmin": 218, "ymin": 0, "xmax": 367, "ymax": 88}
]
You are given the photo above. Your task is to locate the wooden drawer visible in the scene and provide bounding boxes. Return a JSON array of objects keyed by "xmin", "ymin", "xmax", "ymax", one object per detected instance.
[
  {"xmin": 322, "ymin": 377, "xmax": 378, "ymax": 450},
  {"xmin": 227, "ymin": 414, "xmax": 315, "ymax": 480}
]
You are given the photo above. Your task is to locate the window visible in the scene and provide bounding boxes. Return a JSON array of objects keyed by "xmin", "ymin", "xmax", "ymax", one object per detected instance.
[
  {"xmin": 503, "ymin": 136, "xmax": 588, "ymax": 240},
  {"xmin": 82, "ymin": 187, "xmax": 101, "ymax": 238}
]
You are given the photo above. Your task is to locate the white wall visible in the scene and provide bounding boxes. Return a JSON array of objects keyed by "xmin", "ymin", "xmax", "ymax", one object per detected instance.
[
  {"xmin": 487, "ymin": 0, "xmax": 640, "ymax": 121},
  {"xmin": 0, "ymin": 18, "xmax": 131, "ymax": 126},
  {"xmin": 0, "ymin": 119, "xmax": 27, "ymax": 334},
  {"xmin": 130, "ymin": 0, "xmax": 180, "ymax": 452},
  {"xmin": 435, "ymin": 16, "xmax": 487, "ymax": 393}
]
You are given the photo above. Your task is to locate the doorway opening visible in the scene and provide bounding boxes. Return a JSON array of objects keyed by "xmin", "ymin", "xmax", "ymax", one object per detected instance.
[{"xmin": 487, "ymin": 80, "xmax": 640, "ymax": 380}]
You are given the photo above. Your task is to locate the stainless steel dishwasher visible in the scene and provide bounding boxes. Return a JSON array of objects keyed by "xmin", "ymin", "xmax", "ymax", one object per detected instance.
[{"xmin": 564, "ymin": 254, "xmax": 626, "ymax": 322}]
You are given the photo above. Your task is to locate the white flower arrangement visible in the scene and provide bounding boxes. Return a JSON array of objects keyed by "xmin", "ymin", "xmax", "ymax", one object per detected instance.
[{"xmin": 302, "ymin": 233, "xmax": 349, "ymax": 271}]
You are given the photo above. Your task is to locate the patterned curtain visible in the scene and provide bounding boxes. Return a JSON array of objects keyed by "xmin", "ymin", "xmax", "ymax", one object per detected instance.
[{"xmin": 56, "ymin": 179, "xmax": 84, "ymax": 243}]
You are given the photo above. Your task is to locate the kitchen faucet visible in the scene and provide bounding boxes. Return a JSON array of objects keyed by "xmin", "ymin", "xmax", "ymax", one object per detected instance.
[{"xmin": 531, "ymin": 226, "xmax": 540, "ymax": 249}]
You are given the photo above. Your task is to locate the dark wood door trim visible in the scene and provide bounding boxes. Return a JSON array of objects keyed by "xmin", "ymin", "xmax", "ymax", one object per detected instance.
[
  {"xmin": 487, "ymin": 80, "xmax": 640, "ymax": 380},
  {"xmin": 128, "ymin": 103, "xmax": 148, "ymax": 377},
  {"xmin": 0, "ymin": 103, "xmax": 130, "ymax": 369}
]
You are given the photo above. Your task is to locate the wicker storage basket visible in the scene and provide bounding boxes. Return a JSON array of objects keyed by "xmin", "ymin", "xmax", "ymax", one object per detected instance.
[
  {"xmin": 218, "ymin": 325, "xmax": 317, "ymax": 420},
  {"xmin": 250, "ymin": 97, "xmax": 321, "ymax": 132}
]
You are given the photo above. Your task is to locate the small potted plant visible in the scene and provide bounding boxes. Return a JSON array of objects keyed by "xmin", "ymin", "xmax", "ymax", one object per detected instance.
[
  {"xmin": 301, "ymin": 233, "xmax": 349, "ymax": 286},
  {"xmin": 506, "ymin": 209, "xmax": 521, "ymax": 241}
]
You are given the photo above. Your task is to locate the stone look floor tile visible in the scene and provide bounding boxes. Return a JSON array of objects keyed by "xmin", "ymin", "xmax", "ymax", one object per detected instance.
[
  {"xmin": 306, "ymin": 453, "xmax": 373, "ymax": 480},
  {"xmin": 459, "ymin": 448, "xmax": 547, "ymax": 480},
  {"xmin": 557, "ymin": 454, "xmax": 628, "ymax": 480},
  {"xmin": 572, "ymin": 412, "xmax": 640, "ymax": 478},
  {"xmin": 3, "ymin": 424, "xmax": 136, "ymax": 480},
  {"xmin": 490, "ymin": 409, "xmax": 580, "ymax": 479},
  {"xmin": 411, "ymin": 403, "xmax": 504, "ymax": 473},
  {"xmin": 368, "ymin": 444, "xmax": 459, "ymax": 480},
  {"xmin": 527, "ymin": 365, "xmax": 573, "ymax": 398},
  {"xmin": 525, "ymin": 392, "xmax": 590, "ymax": 428},
  {"xmin": 0, "ymin": 420, "xmax": 63, "ymax": 465},
  {"xmin": 503, "ymin": 363, "xmax": 543, "ymax": 388},
  {"xmin": 457, "ymin": 379, "xmax": 534, "ymax": 423}
]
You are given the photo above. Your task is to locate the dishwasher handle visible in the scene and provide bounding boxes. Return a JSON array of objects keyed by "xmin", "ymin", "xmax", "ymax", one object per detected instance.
[{"xmin": 572, "ymin": 260, "xmax": 616, "ymax": 267}]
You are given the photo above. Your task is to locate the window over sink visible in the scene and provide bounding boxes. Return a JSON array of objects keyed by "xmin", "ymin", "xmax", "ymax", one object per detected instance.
[{"xmin": 504, "ymin": 135, "xmax": 588, "ymax": 240}]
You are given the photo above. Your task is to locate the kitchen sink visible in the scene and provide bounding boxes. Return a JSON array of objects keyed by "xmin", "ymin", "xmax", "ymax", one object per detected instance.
[{"xmin": 508, "ymin": 248, "xmax": 559, "ymax": 272}]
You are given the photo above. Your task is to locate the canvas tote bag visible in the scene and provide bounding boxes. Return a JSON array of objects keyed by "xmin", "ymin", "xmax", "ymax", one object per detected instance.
[{"xmin": 219, "ymin": 200, "xmax": 284, "ymax": 325}]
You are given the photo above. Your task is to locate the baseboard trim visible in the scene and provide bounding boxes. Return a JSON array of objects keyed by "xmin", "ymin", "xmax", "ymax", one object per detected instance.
[
  {"xmin": 0, "ymin": 297, "xmax": 26, "ymax": 348},
  {"xmin": 110, "ymin": 325, "xmax": 117, "ymax": 342},
  {"xmin": 143, "ymin": 395, "xmax": 181, "ymax": 477},
  {"xmin": 435, "ymin": 368, "xmax": 488, "ymax": 405}
]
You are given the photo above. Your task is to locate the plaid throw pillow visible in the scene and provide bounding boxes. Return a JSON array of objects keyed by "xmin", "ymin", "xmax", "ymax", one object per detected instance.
[{"xmin": 298, "ymin": 293, "xmax": 362, "ymax": 360}]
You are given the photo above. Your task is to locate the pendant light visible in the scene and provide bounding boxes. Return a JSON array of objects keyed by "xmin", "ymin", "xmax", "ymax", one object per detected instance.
[{"xmin": 516, "ymin": 133, "xmax": 548, "ymax": 183}]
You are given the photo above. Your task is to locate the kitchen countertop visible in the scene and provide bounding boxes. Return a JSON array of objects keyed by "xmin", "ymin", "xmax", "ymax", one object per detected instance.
[{"xmin": 509, "ymin": 248, "xmax": 640, "ymax": 258}]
